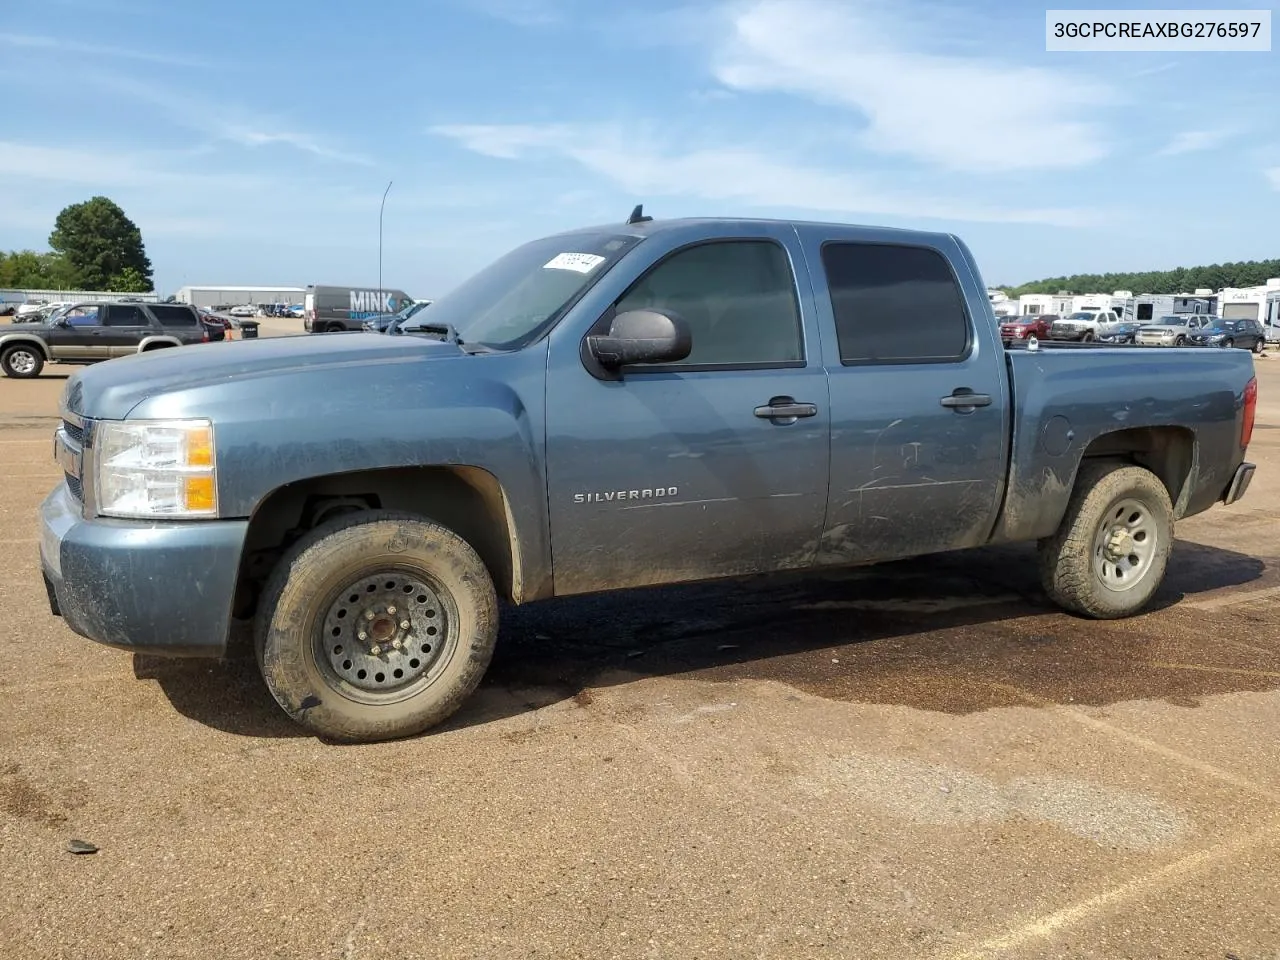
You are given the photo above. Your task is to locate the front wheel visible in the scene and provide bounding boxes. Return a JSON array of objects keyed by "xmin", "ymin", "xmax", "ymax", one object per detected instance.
[
  {"xmin": 1174, "ymin": 336, "xmax": 1186, "ymax": 347},
  {"xmin": 255, "ymin": 511, "xmax": 499, "ymax": 742},
  {"xmin": 1221, "ymin": 338, "xmax": 1234, "ymax": 349},
  {"xmin": 1, "ymin": 344, "xmax": 44, "ymax": 378},
  {"xmin": 1038, "ymin": 462, "xmax": 1173, "ymax": 619},
  {"xmin": 1081, "ymin": 332, "xmax": 1094, "ymax": 342}
]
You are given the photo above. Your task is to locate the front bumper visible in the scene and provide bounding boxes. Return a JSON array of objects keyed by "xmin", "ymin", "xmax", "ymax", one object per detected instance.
[
  {"xmin": 39, "ymin": 483, "xmax": 249, "ymax": 657},
  {"xmin": 1223, "ymin": 462, "xmax": 1256, "ymax": 506}
]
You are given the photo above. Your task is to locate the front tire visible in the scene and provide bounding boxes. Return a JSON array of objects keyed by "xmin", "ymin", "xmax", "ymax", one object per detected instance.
[
  {"xmin": 1038, "ymin": 462, "xmax": 1173, "ymax": 619},
  {"xmin": 1174, "ymin": 335, "xmax": 1186, "ymax": 346},
  {"xmin": 1, "ymin": 344, "xmax": 44, "ymax": 378},
  {"xmin": 255, "ymin": 511, "xmax": 499, "ymax": 742},
  {"xmin": 1222, "ymin": 338, "xmax": 1234, "ymax": 349}
]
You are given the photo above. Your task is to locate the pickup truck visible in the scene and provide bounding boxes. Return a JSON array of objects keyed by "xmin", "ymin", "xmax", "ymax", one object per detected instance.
[
  {"xmin": 39, "ymin": 213, "xmax": 1258, "ymax": 743},
  {"xmin": 1, "ymin": 301, "xmax": 214, "ymax": 378},
  {"xmin": 1048, "ymin": 309, "xmax": 1122, "ymax": 342}
]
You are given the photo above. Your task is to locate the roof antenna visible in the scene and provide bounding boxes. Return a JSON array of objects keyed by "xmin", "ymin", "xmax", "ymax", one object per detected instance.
[{"xmin": 627, "ymin": 204, "xmax": 652, "ymax": 225}]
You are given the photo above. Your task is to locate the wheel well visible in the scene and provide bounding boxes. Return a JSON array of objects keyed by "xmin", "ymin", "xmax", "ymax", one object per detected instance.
[
  {"xmin": 1078, "ymin": 426, "xmax": 1195, "ymax": 514},
  {"xmin": 140, "ymin": 341, "xmax": 175, "ymax": 351},
  {"xmin": 2, "ymin": 338, "xmax": 49, "ymax": 359},
  {"xmin": 233, "ymin": 465, "xmax": 518, "ymax": 619}
]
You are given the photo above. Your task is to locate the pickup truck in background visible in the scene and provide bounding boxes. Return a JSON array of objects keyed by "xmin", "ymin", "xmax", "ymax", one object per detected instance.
[
  {"xmin": 1048, "ymin": 309, "xmax": 1122, "ymax": 342},
  {"xmin": 39, "ymin": 213, "xmax": 1258, "ymax": 742}
]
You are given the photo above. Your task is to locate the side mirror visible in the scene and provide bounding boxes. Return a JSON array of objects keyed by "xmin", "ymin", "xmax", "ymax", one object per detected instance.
[{"xmin": 587, "ymin": 309, "xmax": 691, "ymax": 369}]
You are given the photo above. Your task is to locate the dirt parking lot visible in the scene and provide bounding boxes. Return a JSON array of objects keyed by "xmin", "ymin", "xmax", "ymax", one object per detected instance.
[{"xmin": 1, "ymin": 338, "xmax": 1278, "ymax": 959}]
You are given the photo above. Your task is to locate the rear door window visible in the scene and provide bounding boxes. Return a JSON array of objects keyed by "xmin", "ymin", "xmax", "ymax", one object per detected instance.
[
  {"xmin": 821, "ymin": 242, "xmax": 970, "ymax": 364},
  {"xmin": 104, "ymin": 304, "xmax": 147, "ymax": 327},
  {"xmin": 147, "ymin": 305, "xmax": 197, "ymax": 327}
]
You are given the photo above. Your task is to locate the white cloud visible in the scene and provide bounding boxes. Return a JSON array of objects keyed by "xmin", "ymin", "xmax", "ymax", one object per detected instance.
[
  {"xmin": 0, "ymin": 141, "xmax": 266, "ymax": 191},
  {"xmin": 430, "ymin": 122, "xmax": 1095, "ymax": 226},
  {"xmin": 0, "ymin": 32, "xmax": 218, "ymax": 67},
  {"xmin": 711, "ymin": 0, "xmax": 1114, "ymax": 172},
  {"xmin": 1158, "ymin": 130, "xmax": 1232, "ymax": 156}
]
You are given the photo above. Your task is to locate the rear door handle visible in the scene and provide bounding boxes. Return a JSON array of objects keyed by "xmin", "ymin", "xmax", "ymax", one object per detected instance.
[
  {"xmin": 754, "ymin": 397, "xmax": 818, "ymax": 420},
  {"xmin": 940, "ymin": 390, "xmax": 992, "ymax": 410}
]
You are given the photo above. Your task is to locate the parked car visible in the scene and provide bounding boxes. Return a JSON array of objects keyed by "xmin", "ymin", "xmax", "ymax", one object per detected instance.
[
  {"xmin": 1134, "ymin": 314, "xmax": 1214, "ymax": 347},
  {"xmin": 0, "ymin": 301, "xmax": 212, "ymax": 378},
  {"xmin": 1048, "ymin": 310, "xmax": 1122, "ymax": 342},
  {"xmin": 999, "ymin": 314, "xmax": 1056, "ymax": 344},
  {"xmin": 37, "ymin": 213, "xmax": 1260, "ymax": 742},
  {"xmin": 363, "ymin": 300, "xmax": 433, "ymax": 333},
  {"xmin": 229, "ymin": 305, "xmax": 258, "ymax": 318},
  {"xmin": 304, "ymin": 285, "xmax": 412, "ymax": 332},
  {"xmin": 1185, "ymin": 318, "xmax": 1266, "ymax": 353},
  {"xmin": 1096, "ymin": 321, "xmax": 1144, "ymax": 344}
]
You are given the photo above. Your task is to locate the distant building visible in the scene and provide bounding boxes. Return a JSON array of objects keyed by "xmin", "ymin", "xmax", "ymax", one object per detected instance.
[
  {"xmin": 0, "ymin": 287, "xmax": 159, "ymax": 305},
  {"xmin": 174, "ymin": 285, "xmax": 305, "ymax": 309}
]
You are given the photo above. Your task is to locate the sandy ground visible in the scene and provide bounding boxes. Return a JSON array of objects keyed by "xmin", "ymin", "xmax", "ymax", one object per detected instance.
[{"xmin": 0, "ymin": 334, "xmax": 1278, "ymax": 959}]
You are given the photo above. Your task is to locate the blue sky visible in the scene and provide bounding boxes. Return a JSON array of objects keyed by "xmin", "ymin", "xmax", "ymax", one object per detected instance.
[{"xmin": 2, "ymin": 0, "xmax": 1278, "ymax": 295}]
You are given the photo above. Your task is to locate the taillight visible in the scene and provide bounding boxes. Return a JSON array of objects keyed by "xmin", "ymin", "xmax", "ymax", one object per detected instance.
[{"xmin": 1242, "ymin": 376, "xmax": 1258, "ymax": 449}]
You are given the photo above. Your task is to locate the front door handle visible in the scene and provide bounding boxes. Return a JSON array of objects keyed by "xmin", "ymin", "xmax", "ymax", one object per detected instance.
[
  {"xmin": 754, "ymin": 397, "xmax": 818, "ymax": 420},
  {"xmin": 940, "ymin": 390, "xmax": 992, "ymax": 410}
]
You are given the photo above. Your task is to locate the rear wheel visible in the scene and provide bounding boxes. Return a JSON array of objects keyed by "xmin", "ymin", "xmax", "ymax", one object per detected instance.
[
  {"xmin": 1038, "ymin": 462, "xmax": 1173, "ymax": 619},
  {"xmin": 1253, "ymin": 338, "xmax": 1265, "ymax": 354},
  {"xmin": 255, "ymin": 511, "xmax": 499, "ymax": 742},
  {"xmin": 1, "ymin": 344, "xmax": 44, "ymax": 378}
]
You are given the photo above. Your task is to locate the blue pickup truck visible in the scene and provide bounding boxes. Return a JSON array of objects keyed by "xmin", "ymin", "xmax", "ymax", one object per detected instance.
[{"xmin": 40, "ymin": 213, "xmax": 1258, "ymax": 742}]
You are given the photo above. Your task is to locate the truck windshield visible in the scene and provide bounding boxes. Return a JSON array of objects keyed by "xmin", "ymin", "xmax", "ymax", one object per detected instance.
[{"xmin": 407, "ymin": 232, "xmax": 642, "ymax": 349}]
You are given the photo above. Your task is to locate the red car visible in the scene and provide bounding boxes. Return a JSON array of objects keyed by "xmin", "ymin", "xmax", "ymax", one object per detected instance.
[{"xmin": 1000, "ymin": 314, "xmax": 1057, "ymax": 344}]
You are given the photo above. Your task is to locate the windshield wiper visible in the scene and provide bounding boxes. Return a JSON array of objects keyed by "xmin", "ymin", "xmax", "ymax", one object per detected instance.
[{"xmin": 408, "ymin": 322, "xmax": 462, "ymax": 345}]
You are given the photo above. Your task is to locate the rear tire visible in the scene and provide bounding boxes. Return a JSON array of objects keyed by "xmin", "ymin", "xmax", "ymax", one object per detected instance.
[
  {"xmin": 1253, "ymin": 338, "xmax": 1265, "ymax": 354},
  {"xmin": 255, "ymin": 511, "xmax": 499, "ymax": 742},
  {"xmin": 1038, "ymin": 462, "xmax": 1173, "ymax": 619},
  {"xmin": 1, "ymin": 344, "xmax": 44, "ymax": 378}
]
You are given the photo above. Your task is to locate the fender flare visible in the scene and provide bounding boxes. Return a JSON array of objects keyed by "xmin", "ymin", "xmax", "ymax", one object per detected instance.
[
  {"xmin": 135, "ymin": 335, "xmax": 183, "ymax": 352},
  {"xmin": 0, "ymin": 332, "xmax": 52, "ymax": 360}
]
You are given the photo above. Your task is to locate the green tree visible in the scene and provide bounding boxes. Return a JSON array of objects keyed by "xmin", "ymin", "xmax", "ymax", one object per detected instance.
[
  {"xmin": 48, "ymin": 196, "xmax": 153, "ymax": 290},
  {"xmin": 108, "ymin": 266, "xmax": 151, "ymax": 293}
]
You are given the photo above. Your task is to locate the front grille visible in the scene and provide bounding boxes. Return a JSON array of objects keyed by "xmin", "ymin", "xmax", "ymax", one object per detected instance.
[
  {"xmin": 65, "ymin": 472, "xmax": 83, "ymax": 501},
  {"xmin": 62, "ymin": 419, "xmax": 84, "ymax": 444}
]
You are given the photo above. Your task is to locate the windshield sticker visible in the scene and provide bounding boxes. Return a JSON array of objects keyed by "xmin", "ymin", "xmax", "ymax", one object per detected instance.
[{"xmin": 543, "ymin": 252, "xmax": 607, "ymax": 274}]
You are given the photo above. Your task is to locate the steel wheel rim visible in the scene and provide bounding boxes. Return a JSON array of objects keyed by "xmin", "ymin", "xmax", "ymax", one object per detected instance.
[
  {"xmin": 313, "ymin": 567, "xmax": 458, "ymax": 705},
  {"xmin": 8, "ymin": 350, "xmax": 36, "ymax": 374},
  {"xmin": 1092, "ymin": 497, "xmax": 1157, "ymax": 593}
]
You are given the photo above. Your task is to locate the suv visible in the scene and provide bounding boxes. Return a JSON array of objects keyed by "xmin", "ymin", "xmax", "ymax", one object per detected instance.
[
  {"xmin": 1134, "ymin": 314, "xmax": 1213, "ymax": 347},
  {"xmin": 1186, "ymin": 318, "xmax": 1267, "ymax": 353},
  {"xmin": 0, "ymin": 301, "xmax": 212, "ymax": 378}
]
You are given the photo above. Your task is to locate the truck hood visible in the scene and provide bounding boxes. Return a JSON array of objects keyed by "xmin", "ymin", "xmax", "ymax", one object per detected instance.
[{"xmin": 62, "ymin": 332, "xmax": 464, "ymax": 421}]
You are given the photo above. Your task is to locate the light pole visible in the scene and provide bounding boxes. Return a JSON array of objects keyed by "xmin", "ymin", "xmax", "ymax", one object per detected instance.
[{"xmin": 378, "ymin": 180, "xmax": 393, "ymax": 312}]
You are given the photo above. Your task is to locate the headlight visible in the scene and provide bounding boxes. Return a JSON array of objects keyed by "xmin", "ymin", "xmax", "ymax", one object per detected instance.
[{"xmin": 96, "ymin": 419, "xmax": 217, "ymax": 519}]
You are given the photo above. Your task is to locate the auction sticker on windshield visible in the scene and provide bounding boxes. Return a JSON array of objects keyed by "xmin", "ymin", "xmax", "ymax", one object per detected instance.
[{"xmin": 543, "ymin": 252, "xmax": 607, "ymax": 273}]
